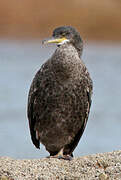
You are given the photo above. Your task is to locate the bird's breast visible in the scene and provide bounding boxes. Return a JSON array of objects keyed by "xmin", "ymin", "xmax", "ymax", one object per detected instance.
[{"xmin": 51, "ymin": 48, "xmax": 83, "ymax": 82}]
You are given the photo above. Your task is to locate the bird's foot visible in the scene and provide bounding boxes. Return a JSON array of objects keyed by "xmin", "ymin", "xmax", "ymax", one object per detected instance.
[
  {"xmin": 57, "ymin": 154, "xmax": 73, "ymax": 161},
  {"xmin": 47, "ymin": 148, "xmax": 73, "ymax": 161},
  {"xmin": 48, "ymin": 154, "xmax": 72, "ymax": 161}
]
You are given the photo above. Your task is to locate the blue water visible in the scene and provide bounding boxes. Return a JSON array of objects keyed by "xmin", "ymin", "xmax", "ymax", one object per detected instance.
[{"xmin": 0, "ymin": 39, "xmax": 121, "ymax": 159}]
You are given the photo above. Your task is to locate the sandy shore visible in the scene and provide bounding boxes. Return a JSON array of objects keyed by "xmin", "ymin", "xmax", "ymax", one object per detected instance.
[{"xmin": 0, "ymin": 150, "xmax": 121, "ymax": 180}]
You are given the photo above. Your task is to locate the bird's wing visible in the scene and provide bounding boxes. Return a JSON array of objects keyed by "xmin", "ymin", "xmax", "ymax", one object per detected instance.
[
  {"xmin": 64, "ymin": 86, "xmax": 92, "ymax": 155},
  {"xmin": 27, "ymin": 78, "xmax": 40, "ymax": 149}
]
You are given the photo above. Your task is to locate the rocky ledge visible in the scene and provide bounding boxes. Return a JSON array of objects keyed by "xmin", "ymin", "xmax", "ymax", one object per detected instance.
[{"xmin": 0, "ymin": 150, "xmax": 121, "ymax": 180}]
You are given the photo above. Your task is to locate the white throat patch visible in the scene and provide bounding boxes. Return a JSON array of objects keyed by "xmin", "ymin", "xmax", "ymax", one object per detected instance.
[{"xmin": 58, "ymin": 39, "xmax": 69, "ymax": 45}]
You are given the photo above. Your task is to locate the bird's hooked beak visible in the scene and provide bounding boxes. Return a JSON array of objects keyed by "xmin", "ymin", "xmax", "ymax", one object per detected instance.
[{"xmin": 42, "ymin": 37, "xmax": 69, "ymax": 45}]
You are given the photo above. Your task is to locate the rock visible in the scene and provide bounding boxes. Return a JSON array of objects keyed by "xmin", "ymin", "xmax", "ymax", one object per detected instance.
[
  {"xmin": 0, "ymin": 150, "xmax": 121, "ymax": 180},
  {"xmin": 0, "ymin": 175, "xmax": 14, "ymax": 180},
  {"xmin": 99, "ymin": 173, "xmax": 109, "ymax": 180}
]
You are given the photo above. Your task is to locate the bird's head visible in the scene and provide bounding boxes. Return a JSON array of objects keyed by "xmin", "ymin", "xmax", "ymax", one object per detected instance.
[{"xmin": 43, "ymin": 26, "xmax": 83, "ymax": 57}]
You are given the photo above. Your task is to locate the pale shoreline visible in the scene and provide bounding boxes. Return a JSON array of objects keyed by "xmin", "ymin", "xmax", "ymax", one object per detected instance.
[{"xmin": 0, "ymin": 150, "xmax": 121, "ymax": 180}]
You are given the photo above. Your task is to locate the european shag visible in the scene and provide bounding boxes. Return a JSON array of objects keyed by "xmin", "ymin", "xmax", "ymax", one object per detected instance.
[{"xmin": 27, "ymin": 26, "xmax": 93, "ymax": 160}]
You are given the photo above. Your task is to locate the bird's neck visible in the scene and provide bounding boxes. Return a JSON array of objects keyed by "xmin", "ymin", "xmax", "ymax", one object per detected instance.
[
  {"xmin": 59, "ymin": 42, "xmax": 83, "ymax": 57},
  {"xmin": 75, "ymin": 44, "xmax": 83, "ymax": 57},
  {"xmin": 72, "ymin": 41, "xmax": 83, "ymax": 58},
  {"xmin": 51, "ymin": 44, "xmax": 83, "ymax": 81}
]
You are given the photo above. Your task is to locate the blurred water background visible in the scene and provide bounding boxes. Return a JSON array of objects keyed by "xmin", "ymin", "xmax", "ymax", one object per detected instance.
[{"xmin": 0, "ymin": 0, "xmax": 121, "ymax": 159}]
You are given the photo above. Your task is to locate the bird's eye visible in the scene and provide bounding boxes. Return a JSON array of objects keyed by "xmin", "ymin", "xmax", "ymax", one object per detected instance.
[{"xmin": 61, "ymin": 32, "xmax": 66, "ymax": 36}]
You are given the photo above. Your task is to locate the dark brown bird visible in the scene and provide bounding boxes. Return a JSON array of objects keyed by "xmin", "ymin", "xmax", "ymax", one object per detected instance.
[{"xmin": 27, "ymin": 26, "xmax": 93, "ymax": 160}]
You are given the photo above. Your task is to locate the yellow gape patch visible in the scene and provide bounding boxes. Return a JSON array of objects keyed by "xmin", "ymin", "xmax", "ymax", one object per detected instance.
[{"xmin": 44, "ymin": 37, "xmax": 69, "ymax": 45}]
